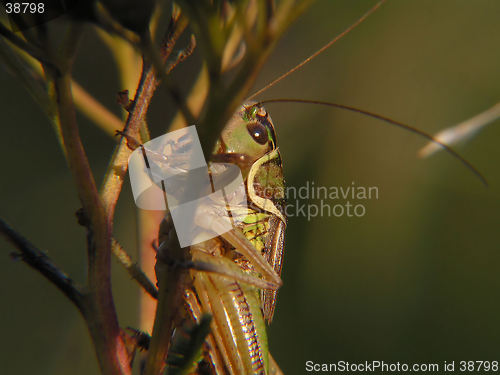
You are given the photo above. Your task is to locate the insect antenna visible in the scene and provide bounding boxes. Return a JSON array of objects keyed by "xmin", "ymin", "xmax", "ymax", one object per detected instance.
[
  {"xmin": 254, "ymin": 98, "xmax": 488, "ymax": 187},
  {"xmin": 247, "ymin": 0, "xmax": 387, "ymax": 101},
  {"xmin": 244, "ymin": 0, "xmax": 485, "ymax": 185}
]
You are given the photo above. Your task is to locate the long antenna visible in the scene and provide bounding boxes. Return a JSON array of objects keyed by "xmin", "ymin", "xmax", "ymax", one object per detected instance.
[
  {"xmin": 247, "ymin": 0, "xmax": 387, "ymax": 100},
  {"xmin": 254, "ymin": 98, "xmax": 488, "ymax": 186}
]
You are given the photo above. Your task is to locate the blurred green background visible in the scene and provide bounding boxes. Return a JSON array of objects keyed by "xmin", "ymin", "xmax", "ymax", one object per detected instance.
[{"xmin": 1, "ymin": 1, "xmax": 500, "ymax": 374}]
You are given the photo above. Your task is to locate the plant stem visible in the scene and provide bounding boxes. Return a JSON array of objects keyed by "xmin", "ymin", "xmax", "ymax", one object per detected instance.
[
  {"xmin": 112, "ymin": 238, "xmax": 158, "ymax": 299},
  {"xmin": 100, "ymin": 12, "xmax": 189, "ymax": 222},
  {"xmin": 71, "ymin": 81, "xmax": 124, "ymax": 136},
  {"xmin": 53, "ymin": 71, "xmax": 130, "ymax": 375},
  {"xmin": 0, "ymin": 21, "xmax": 58, "ymax": 71},
  {"xmin": 0, "ymin": 218, "xmax": 84, "ymax": 310},
  {"xmin": 143, "ymin": 223, "xmax": 191, "ymax": 375}
]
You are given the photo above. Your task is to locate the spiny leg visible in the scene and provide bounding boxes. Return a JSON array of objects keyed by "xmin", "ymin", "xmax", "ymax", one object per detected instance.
[
  {"xmin": 184, "ymin": 289, "xmax": 226, "ymax": 375},
  {"xmin": 191, "ymin": 246, "xmax": 279, "ymax": 290},
  {"xmin": 194, "ymin": 272, "xmax": 245, "ymax": 375},
  {"xmin": 204, "ymin": 270, "xmax": 268, "ymax": 375},
  {"xmin": 194, "ymin": 213, "xmax": 282, "ymax": 288}
]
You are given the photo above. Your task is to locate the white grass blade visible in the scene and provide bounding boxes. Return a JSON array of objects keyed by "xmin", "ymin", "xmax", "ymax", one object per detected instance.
[{"xmin": 418, "ymin": 102, "xmax": 500, "ymax": 158}]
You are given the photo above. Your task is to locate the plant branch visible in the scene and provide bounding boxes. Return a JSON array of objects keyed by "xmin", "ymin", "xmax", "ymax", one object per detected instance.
[
  {"xmin": 0, "ymin": 218, "xmax": 84, "ymax": 311},
  {"xmin": 93, "ymin": 3, "xmax": 141, "ymax": 46},
  {"xmin": 72, "ymin": 81, "xmax": 124, "ymax": 136},
  {"xmin": 0, "ymin": 38, "xmax": 52, "ymax": 117},
  {"xmin": 143, "ymin": 218, "xmax": 191, "ymax": 375},
  {"xmin": 166, "ymin": 34, "xmax": 197, "ymax": 74},
  {"xmin": 112, "ymin": 238, "xmax": 158, "ymax": 299},
  {"xmin": 100, "ymin": 12, "xmax": 189, "ymax": 218},
  {"xmin": 6, "ymin": 39, "xmax": 124, "ymax": 138},
  {"xmin": 167, "ymin": 65, "xmax": 209, "ymax": 131},
  {"xmin": 47, "ymin": 23, "xmax": 131, "ymax": 373},
  {"xmin": 0, "ymin": 21, "xmax": 58, "ymax": 72},
  {"xmin": 53, "ymin": 71, "xmax": 130, "ymax": 375},
  {"xmin": 196, "ymin": 10, "xmax": 294, "ymax": 158},
  {"xmin": 139, "ymin": 27, "xmax": 196, "ymax": 125}
]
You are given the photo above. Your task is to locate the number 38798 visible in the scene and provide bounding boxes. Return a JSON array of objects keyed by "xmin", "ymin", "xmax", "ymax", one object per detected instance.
[{"xmin": 4, "ymin": 2, "xmax": 45, "ymax": 14}]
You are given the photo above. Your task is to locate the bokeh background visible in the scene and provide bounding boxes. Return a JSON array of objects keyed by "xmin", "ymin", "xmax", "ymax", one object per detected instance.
[{"xmin": 1, "ymin": 1, "xmax": 500, "ymax": 374}]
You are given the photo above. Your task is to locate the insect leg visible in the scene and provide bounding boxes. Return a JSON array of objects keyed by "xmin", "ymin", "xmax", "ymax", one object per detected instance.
[
  {"xmin": 220, "ymin": 228, "xmax": 282, "ymax": 287},
  {"xmin": 184, "ymin": 289, "xmax": 227, "ymax": 375},
  {"xmin": 194, "ymin": 272, "xmax": 246, "ymax": 374},
  {"xmin": 194, "ymin": 269, "xmax": 269, "ymax": 375},
  {"xmin": 190, "ymin": 245, "xmax": 280, "ymax": 290},
  {"xmin": 194, "ymin": 214, "xmax": 283, "ymax": 287}
]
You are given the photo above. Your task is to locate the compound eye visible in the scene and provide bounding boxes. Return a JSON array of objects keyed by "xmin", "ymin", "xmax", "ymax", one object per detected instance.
[{"xmin": 247, "ymin": 122, "xmax": 268, "ymax": 145}]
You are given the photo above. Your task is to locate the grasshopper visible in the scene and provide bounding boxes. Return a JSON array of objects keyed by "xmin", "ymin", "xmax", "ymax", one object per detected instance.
[{"xmin": 152, "ymin": 103, "xmax": 286, "ymax": 375}]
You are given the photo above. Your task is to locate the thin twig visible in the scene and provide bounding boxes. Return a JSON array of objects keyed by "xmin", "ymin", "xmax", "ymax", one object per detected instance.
[
  {"xmin": 93, "ymin": 3, "xmax": 141, "ymax": 46},
  {"xmin": 0, "ymin": 21, "xmax": 58, "ymax": 72},
  {"xmin": 112, "ymin": 239, "xmax": 158, "ymax": 299},
  {"xmin": 95, "ymin": 28, "xmax": 142, "ymax": 94},
  {"xmin": 0, "ymin": 38, "xmax": 52, "ymax": 116},
  {"xmin": 166, "ymin": 34, "xmax": 197, "ymax": 74},
  {"xmin": 100, "ymin": 13, "xmax": 189, "ymax": 217},
  {"xmin": 139, "ymin": 29, "xmax": 196, "ymax": 125},
  {"xmin": 0, "ymin": 218, "xmax": 85, "ymax": 311},
  {"xmin": 72, "ymin": 81, "xmax": 124, "ymax": 136},
  {"xmin": 10, "ymin": 41, "xmax": 124, "ymax": 138},
  {"xmin": 167, "ymin": 65, "xmax": 209, "ymax": 131}
]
